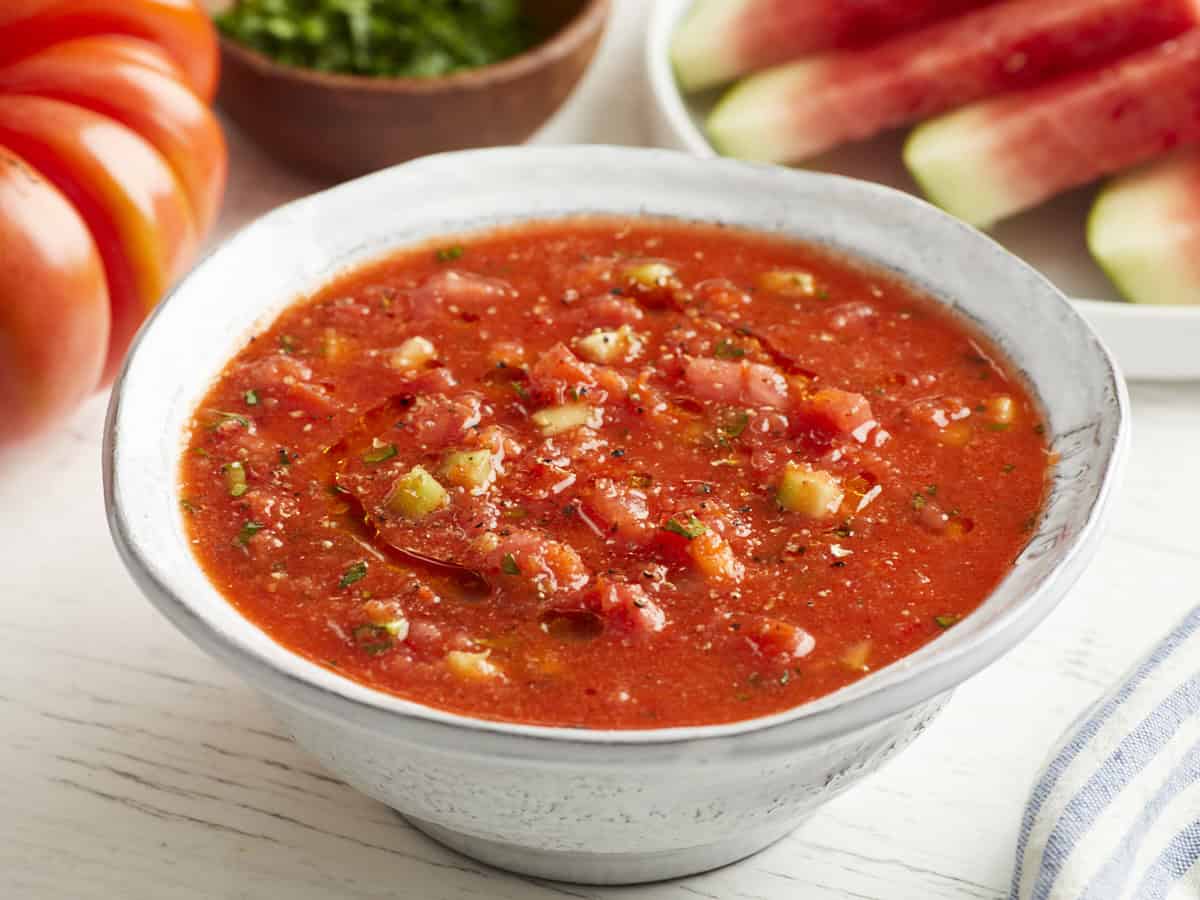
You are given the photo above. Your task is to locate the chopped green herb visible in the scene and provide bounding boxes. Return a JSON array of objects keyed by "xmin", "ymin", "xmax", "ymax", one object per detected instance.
[
  {"xmin": 208, "ymin": 410, "xmax": 251, "ymax": 429},
  {"xmin": 191, "ymin": 447, "xmax": 210, "ymax": 458},
  {"xmin": 363, "ymin": 443, "xmax": 398, "ymax": 464},
  {"xmin": 989, "ymin": 422, "xmax": 1011, "ymax": 432},
  {"xmin": 511, "ymin": 381, "xmax": 530, "ymax": 401},
  {"xmin": 1003, "ymin": 463, "xmax": 1016, "ymax": 474},
  {"xmin": 716, "ymin": 410, "xmax": 750, "ymax": 444},
  {"xmin": 934, "ymin": 614, "xmax": 960, "ymax": 629},
  {"xmin": 436, "ymin": 245, "xmax": 465, "ymax": 262},
  {"xmin": 339, "ymin": 561, "xmax": 368, "ymax": 589},
  {"xmin": 352, "ymin": 624, "xmax": 392, "ymax": 656},
  {"xmin": 222, "ymin": 461, "xmax": 248, "ymax": 497},
  {"xmin": 663, "ymin": 515, "xmax": 707, "ymax": 540},
  {"xmin": 911, "ymin": 492, "xmax": 927, "ymax": 511},
  {"xmin": 217, "ymin": 0, "xmax": 532, "ymax": 79},
  {"xmin": 235, "ymin": 520, "xmax": 266, "ymax": 547},
  {"xmin": 278, "ymin": 448, "xmax": 292, "ymax": 466},
  {"xmin": 500, "ymin": 553, "xmax": 521, "ymax": 576},
  {"xmin": 713, "ymin": 339, "xmax": 747, "ymax": 360},
  {"xmin": 925, "ymin": 484, "xmax": 938, "ymax": 497},
  {"xmin": 180, "ymin": 498, "xmax": 198, "ymax": 514},
  {"xmin": 243, "ymin": 389, "xmax": 260, "ymax": 406}
]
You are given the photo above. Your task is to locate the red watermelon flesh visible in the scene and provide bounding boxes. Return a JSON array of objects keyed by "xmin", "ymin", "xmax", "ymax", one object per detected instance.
[
  {"xmin": 709, "ymin": 0, "xmax": 1200, "ymax": 164},
  {"xmin": 672, "ymin": 0, "xmax": 994, "ymax": 91},
  {"xmin": 905, "ymin": 30, "xmax": 1200, "ymax": 227}
]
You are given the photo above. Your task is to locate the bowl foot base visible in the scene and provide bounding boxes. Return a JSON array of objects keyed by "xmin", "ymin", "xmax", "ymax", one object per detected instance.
[{"xmin": 400, "ymin": 813, "xmax": 805, "ymax": 885}]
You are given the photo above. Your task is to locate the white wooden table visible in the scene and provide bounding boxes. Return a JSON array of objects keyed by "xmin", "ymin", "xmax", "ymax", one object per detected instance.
[{"xmin": 5, "ymin": 3, "xmax": 1199, "ymax": 897}]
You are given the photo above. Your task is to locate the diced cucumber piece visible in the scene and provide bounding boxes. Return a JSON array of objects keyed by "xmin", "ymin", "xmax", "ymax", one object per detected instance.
[
  {"xmin": 441, "ymin": 450, "xmax": 495, "ymax": 493},
  {"xmin": 384, "ymin": 465, "xmax": 448, "ymax": 519},
  {"xmin": 531, "ymin": 403, "xmax": 599, "ymax": 436},
  {"xmin": 777, "ymin": 462, "xmax": 843, "ymax": 517}
]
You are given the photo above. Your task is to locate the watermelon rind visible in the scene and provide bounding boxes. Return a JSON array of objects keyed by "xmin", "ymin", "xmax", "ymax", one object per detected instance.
[
  {"xmin": 707, "ymin": 63, "xmax": 818, "ymax": 163},
  {"xmin": 1087, "ymin": 155, "xmax": 1200, "ymax": 306},
  {"xmin": 903, "ymin": 109, "xmax": 1018, "ymax": 229},
  {"xmin": 671, "ymin": 0, "xmax": 751, "ymax": 92}
]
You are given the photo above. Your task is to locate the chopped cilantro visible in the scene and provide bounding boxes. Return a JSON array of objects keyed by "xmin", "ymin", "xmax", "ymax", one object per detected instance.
[
  {"xmin": 278, "ymin": 335, "xmax": 298, "ymax": 354},
  {"xmin": 222, "ymin": 461, "xmax": 248, "ymax": 497},
  {"xmin": 663, "ymin": 515, "xmax": 707, "ymax": 540},
  {"xmin": 436, "ymin": 245, "xmax": 465, "ymax": 262},
  {"xmin": 716, "ymin": 410, "xmax": 750, "ymax": 444},
  {"xmin": 352, "ymin": 624, "xmax": 392, "ymax": 656},
  {"xmin": 180, "ymin": 499, "xmax": 198, "ymax": 514},
  {"xmin": 362, "ymin": 443, "xmax": 397, "ymax": 464},
  {"xmin": 216, "ymin": 0, "xmax": 532, "ymax": 79},
  {"xmin": 235, "ymin": 520, "xmax": 265, "ymax": 546},
  {"xmin": 934, "ymin": 614, "xmax": 960, "ymax": 629},
  {"xmin": 208, "ymin": 410, "xmax": 250, "ymax": 429},
  {"xmin": 278, "ymin": 448, "xmax": 292, "ymax": 466},
  {"xmin": 339, "ymin": 561, "xmax": 367, "ymax": 589},
  {"xmin": 500, "ymin": 553, "xmax": 521, "ymax": 575},
  {"xmin": 911, "ymin": 492, "xmax": 927, "ymax": 511},
  {"xmin": 713, "ymin": 339, "xmax": 746, "ymax": 360},
  {"xmin": 244, "ymin": 389, "xmax": 260, "ymax": 406}
]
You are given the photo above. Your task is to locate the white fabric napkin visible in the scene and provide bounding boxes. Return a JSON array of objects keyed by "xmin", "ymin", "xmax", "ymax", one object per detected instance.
[{"xmin": 1011, "ymin": 607, "xmax": 1200, "ymax": 899}]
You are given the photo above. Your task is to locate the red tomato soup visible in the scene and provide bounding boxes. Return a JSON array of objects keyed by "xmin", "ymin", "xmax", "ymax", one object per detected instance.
[{"xmin": 180, "ymin": 219, "xmax": 1049, "ymax": 728}]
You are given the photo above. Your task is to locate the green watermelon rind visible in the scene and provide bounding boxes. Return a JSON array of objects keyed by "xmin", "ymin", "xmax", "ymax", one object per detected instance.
[{"xmin": 1087, "ymin": 157, "xmax": 1200, "ymax": 306}]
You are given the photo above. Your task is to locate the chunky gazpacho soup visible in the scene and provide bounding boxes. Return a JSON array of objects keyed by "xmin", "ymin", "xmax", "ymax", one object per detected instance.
[{"xmin": 181, "ymin": 219, "xmax": 1049, "ymax": 728}]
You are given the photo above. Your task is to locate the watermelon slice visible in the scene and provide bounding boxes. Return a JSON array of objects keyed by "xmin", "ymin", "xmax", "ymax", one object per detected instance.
[
  {"xmin": 905, "ymin": 31, "xmax": 1200, "ymax": 228},
  {"xmin": 1088, "ymin": 152, "xmax": 1200, "ymax": 304},
  {"xmin": 707, "ymin": 0, "xmax": 1199, "ymax": 165},
  {"xmin": 671, "ymin": 0, "xmax": 993, "ymax": 92}
]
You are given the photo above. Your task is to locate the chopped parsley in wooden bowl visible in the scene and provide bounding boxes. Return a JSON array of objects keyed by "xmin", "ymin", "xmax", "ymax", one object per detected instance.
[
  {"xmin": 216, "ymin": 0, "xmax": 534, "ymax": 78},
  {"xmin": 211, "ymin": 0, "xmax": 610, "ymax": 179}
]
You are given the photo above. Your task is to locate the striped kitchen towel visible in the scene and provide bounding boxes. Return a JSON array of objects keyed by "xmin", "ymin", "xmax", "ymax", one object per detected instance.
[{"xmin": 1011, "ymin": 606, "xmax": 1200, "ymax": 900}]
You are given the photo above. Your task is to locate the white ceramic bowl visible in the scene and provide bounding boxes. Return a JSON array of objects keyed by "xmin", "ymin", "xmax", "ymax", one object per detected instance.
[
  {"xmin": 644, "ymin": 0, "xmax": 1200, "ymax": 381},
  {"xmin": 104, "ymin": 146, "xmax": 1128, "ymax": 885}
]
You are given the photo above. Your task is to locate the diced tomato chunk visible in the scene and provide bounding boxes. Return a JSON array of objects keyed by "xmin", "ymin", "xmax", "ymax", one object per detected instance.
[
  {"xmin": 685, "ymin": 357, "xmax": 789, "ymax": 409},
  {"xmin": 799, "ymin": 388, "xmax": 876, "ymax": 441},
  {"xmin": 236, "ymin": 354, "xmax": 336, "ymax": 417},
  {"xmin": 529, "ymin": 343, "xmax": 597, "ymax": 403},
  {"xmin": 689, "ymin": 528, "xmax": 744, "ymax": 584},
  {"xmin": 583, "ymin": 478, "xmax": 652, "ymax": 542},
  {"xmin": 404, "ymin": 393, "xmax": 483, "ymax": 447},
  {"xmin": 590, "ymin": 579, "xmax": 665, "ymax": 634},
  {"xmin": 407, "ymin": 270, "xmax": 513, "ymax": 319},
  {"xmin": 569, "ymin": 294, "xmax": 645, "ymax": 328},
  {"xmin": 744, "ymin": 617, "xmax": 815, "ymax": 662},
  {"xmin": 485, "ymin": 530, "xmax": 591, "ymax": 594}
]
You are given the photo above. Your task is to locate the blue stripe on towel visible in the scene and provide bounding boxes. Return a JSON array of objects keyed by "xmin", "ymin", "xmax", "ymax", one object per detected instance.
[
  {"xmin": 1081, "ymin": 740, "xmax": 1200, "ymax": 900},
  {"xmin": 1011, "ymin": 607, "xmax": 1200, "ymax": 900},
  {"xmin": 1032, "ymin": 674, "xmax": 1200, "ymax": 899}
]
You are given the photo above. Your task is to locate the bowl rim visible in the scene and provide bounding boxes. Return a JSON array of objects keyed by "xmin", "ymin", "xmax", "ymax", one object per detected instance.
[
  {"xmin": 105, "ymin": 145, "xmax": 1129, "ymax": 754},
  {"xmin": 216, "ymin": 0, "xmax": 611, "ymax": 94}
]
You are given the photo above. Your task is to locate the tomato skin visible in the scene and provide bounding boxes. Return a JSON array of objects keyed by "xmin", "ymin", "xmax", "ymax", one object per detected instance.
[
  {"xmin": 0, "ymin": 36, "xmax": 227, "ymax": 232},
  {"xmin": 0, "ymin": 0, "xmax": 217, "ymax": 101},
  {"xmin": 0, "ymin": 95, "xmax": 198, "ymax": 384},
  {"xmin": 0, "ymin": 147, "xmax": 109, "ymax": 443}
]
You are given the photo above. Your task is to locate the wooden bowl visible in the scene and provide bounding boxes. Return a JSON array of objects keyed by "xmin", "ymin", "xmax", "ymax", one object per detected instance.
[{"xmin": 216, "ymin": 0, "xmax": 610, "ymax": 181}]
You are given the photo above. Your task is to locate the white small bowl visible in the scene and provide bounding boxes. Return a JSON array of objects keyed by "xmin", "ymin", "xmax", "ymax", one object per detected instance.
[
  {"xmin": 644, "ymin": 0, "xmax": 1200, "ymax": 381},
  {"xmin": 104, "ymin": 146, "xmax": 1127, "ymax": 885}
]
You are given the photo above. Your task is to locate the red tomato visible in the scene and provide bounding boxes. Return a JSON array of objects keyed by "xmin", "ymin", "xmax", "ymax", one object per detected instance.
[
  {"xmin": 0, "ymin": 1, "xmax": 224, "ymax": 444},
  {"xmin": 0, "ymin": 147, "xmax": 109, "ymax": 442},
  {"xmin": 0, "ymin": 0, "xmax": 218, "ymax": 101},
  {"xmin": 0, "ymin": 35, "xmax": 227, "ymax": 232},
  {"xmin": 0, "ymin": 95, "xmax": 199, "ymax": 384}
]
